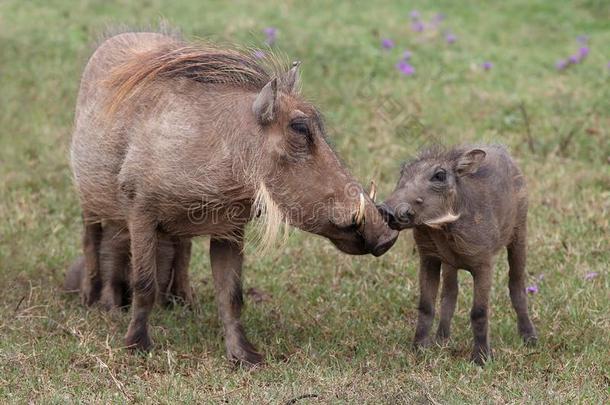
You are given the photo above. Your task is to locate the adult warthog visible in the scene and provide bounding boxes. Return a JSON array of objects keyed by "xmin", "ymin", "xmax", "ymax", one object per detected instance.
[{"xmin": 70, "ymin": 32, "xmax": 398, "ymax": 364}]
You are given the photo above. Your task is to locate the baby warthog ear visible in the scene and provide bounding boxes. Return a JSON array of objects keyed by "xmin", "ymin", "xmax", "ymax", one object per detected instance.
[
  {"xmin": 456, "ymin": 149, "xmax": 486, "ymax": 176},
  {"xmin": 283, "ymin": 61, "xmax": 301, "ymax": 93},
  {"xmin": 253, "ymin": 78, "xmax": 278, "ymax": 124}
]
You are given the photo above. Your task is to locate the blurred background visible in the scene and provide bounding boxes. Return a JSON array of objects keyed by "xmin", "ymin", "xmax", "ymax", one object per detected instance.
[{"xmin": 0, "ymin": 0, "xmax": 608, "ymax": 402}]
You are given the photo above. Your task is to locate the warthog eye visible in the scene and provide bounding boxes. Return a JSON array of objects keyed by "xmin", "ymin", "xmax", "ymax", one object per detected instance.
[
  {"xmin": 432, "ymin": 169, "xmax": 446, "ymax": 182},
  {"xmin": 290, "ymin": 121, "xmax": 311, "ymax": 137}
]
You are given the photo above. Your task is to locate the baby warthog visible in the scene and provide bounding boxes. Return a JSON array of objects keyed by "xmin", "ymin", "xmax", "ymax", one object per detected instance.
[
  {"xmin": 378, "ymin": 145, "xmax": 537, "ymax": 364},
  {"xmin": 70, "ymin": 31, "xmax": 397, "ymax": 364}
]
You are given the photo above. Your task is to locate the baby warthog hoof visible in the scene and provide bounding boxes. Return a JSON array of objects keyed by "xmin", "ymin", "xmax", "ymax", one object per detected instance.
[
  {"xmin": 228, "ymin": 340, "xmax": 264, "ymax": 366},
  {"xmin": 413, "ymin": 336, "xmax": 435, "ymax": 351},
  {"xmin": 471, "ymin": 345, "xmax": 493, "ymax": 366},
  {"xmin": 523, "ymin": 333, "xmax": 538, "ymax": 347},
  {"xmin": 124, "ymin": 329, "xmax": 153, "ymax": 352},
  {"xmin": 519, "ymin": 324, "xmax": 538, "ymax": 346},
  {"xmin": 435, "ymin": 334, "xmax": 451, "ymax": 347},
  {"xmin": 435, "ymin": 326, "xmax": 452, "ymax": 345},
  {"xmin": 230, "ymin": 346, "xmax": 265, "ymax": 367}
]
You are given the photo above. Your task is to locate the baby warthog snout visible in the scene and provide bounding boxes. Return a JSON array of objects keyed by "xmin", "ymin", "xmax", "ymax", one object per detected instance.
[{"xmin": 377, "ymin": 202, "xmax": 415, "ymax": 230}]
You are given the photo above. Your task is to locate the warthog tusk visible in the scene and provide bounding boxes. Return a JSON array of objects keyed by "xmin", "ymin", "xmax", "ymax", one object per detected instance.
[
  {"xmin": 354, "ymin": 192, "xmax": 366, "ymax": 227},
  {"xmin": 424, "ymin": 212, "xmax": 461, "ymax": 229},
  {"xmin": 369, "ymin": 180, "xmax": 377, "ymax": 202}
]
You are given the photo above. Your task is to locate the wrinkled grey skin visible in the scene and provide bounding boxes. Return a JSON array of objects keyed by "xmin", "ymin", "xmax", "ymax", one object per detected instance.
[{"xmin": 379, "ymin": 145, "xmax": 537, "ymax": 365}]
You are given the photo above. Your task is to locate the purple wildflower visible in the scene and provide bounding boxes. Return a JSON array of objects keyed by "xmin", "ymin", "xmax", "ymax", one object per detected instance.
[
  {"xmin": 252, "ymin": 49, "xmax": 266, "ymax": 59},
  {"xmin": 526, "ymin": 285, "xmax": 539, "ymax": 294},
  {"xmin": 482, "ymin": 61, "xmax": 493, "ymax": 71},
  {"xmin": 402, "ymin": 50, "xmax": 412, "ymax": 60},
  {"xmin": 263, "ymin": 27, "xmax": 277, "ymax": 45},
  {"xmin": 555, "ymin": 59, "xmax": 568, "ymax": 70},
  {"xmin": 607, "ymin": 61, "xmax": 610, "ymax": 70},
  {"xmin": 578, "ymin": 46, "xmax": 590, "ymax": 59},
  {"xmin": 411, "ymin": 21, "xmax": 425, "ymax": 32},
  {"xmin": 381, "ymin": 38, "xmax": 395, "ymax": 49},
  {"xmin": 410, "ymin": 10, "xmax": 420, "ymax": 20},
  {"xmin": 446, "ymin": 33, "xmax": 457, "ymax": 44},
  {"xmin": 584, "ymin": 272, "xmax": 599, "ymax": 281},
  {"xmin": 396, "ymin": 60, "xmax": 415, "ymax": 76},
  {"xmin": 433, "ymin": 13, "xmax": 446, "ymax": 23},
  {"xmin": 568, "ymin": 54, "xmax": 580, "ymax": 64}
]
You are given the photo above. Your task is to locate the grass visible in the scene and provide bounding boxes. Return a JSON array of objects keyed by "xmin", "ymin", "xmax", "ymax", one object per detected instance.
[{"xmin": 1, "ymin": 0, "xmax": 609, "ymax": 402}]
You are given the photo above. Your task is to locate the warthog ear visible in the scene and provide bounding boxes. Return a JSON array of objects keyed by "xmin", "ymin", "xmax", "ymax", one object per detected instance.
[
  {"xmin": 253, "ymin": 78, "xmax": 278, "ymax": 124},
  {"xmin": 283, "ymin": 61, "xmax": 301, "ymax": 93},
  {"xmin": 455, "ymin": 149, "xmax": 486, "ymax": 176}
]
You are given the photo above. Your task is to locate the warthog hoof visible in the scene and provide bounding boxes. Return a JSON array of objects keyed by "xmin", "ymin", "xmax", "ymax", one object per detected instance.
[
  {"xmin": 161, "ymin": 288, "xmax": 194, "ymax": 309},
  {"xmin": 99, "ymin": 285, "xmax": 125, "ymax": 312},
  {"xmin": 80, "ymin": 277, "xmax": 102, "ymax": 307}
]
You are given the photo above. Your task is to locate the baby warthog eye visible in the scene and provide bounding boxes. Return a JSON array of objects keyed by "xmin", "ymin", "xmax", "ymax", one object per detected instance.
[
  {"xmin": 432, "ymin": 169, "xmax": 447, "ymax": 182},
  {"xmin": 290, "ymin": 120, "xmax": 310, "ymax": 137}
]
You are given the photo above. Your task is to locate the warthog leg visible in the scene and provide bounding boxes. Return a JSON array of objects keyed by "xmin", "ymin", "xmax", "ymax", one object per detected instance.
[
  {"xmin": 81, "ymin": 213, "xmax": 103, "ymax": 306},
  {"xmin": 470, "ymin": 265, "xmax": 493, "ymax": 365},
  {"xmin": 167, "ymin": 237, "xmax": 193, "ymax": 306},
  {"xmin": 210, "ymin": 234, "xmax": 263, "ymax": 365},
  {"xmin": 124, "ymin": 215, "xmax": 158, "ymax": 351},
  {"xmin": 507, "ymin": 224, "xmax": 537, "ymax": 345},
  {"xmin": 413, "ymin": 256, "xmax": 441, "ymax": 349},
  {"xmin": 99, "ymin": 233, "xmax": 130, "ymax": 311},
  {"xmin": 436, "ymin": 263, "xmax": 459, "ymax": 343}
]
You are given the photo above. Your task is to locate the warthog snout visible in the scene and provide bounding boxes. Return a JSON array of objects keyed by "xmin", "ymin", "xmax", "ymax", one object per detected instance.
[
  {"xmin": 328, "ymin": 191, "xmax": 398, "ymax": 256},
  {"xmin": 360, "ymin": 183, "xmax": 399, "ymax": 256},
  {"xmin": 369, "ymin": 228, "xmax": 398, "ymax": 256}
]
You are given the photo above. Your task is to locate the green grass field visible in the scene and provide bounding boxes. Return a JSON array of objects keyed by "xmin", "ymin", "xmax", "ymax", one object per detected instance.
[{"xmin": 1, "ymin": 0, "xmax": 609, "ymax": 403}]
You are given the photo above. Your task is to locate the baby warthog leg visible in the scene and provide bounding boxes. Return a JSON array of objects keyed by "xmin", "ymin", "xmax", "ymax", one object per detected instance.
[
  {"xmin": 413, "ymin": 256, "xmax": 441, "ymax": 348},
  {"xmin": 470, "ymin": 266, "xmax": 493, "ymax": 365},
  {"xmin": 81, "ymin": 214, "xmax": 103, "ymax": 307},
  {"xmin": 507, "ymin": 225, "xmax": 537, "ymax": 345},
  {"xmin": 124, "ymin": 215, "xmax": 158, "ymax": 352},
  {"xmin": 210, "ymin": 236, "xmax": 263, "ymax": 366},
  {"xmin": 436, "ymin": 264, "xmax": 459, "ymax": 343}
]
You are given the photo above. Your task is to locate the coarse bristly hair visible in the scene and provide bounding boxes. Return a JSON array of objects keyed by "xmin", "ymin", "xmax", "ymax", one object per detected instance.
[
  {"xmin": 102, "ymin": 34, "xmax": 292, "ymax": 116},
  {"xmin": 89, "ymin": 29, "xmax": 300, "ymax": 253},
  {"xmin": 250, "ymin": 182, "xmax": 290, "ymax": 255},
  {"xmin": 402, "ymin": 143, "xmax": 507, "ymax": 174},
  {"xmin": 401, "ymin": 145, "xmax": 462, "ymax": 176}
]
